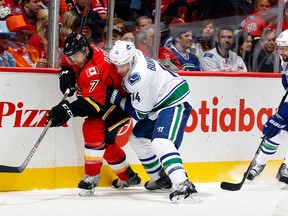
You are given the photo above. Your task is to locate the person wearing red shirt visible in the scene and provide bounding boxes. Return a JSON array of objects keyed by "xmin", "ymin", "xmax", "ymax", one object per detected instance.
[
  {"xmin": 12, "ymin": 0, "xmax": 40, "ymax": 27},
  {"xmin": 91, "ymin": 0, "xmax": 107, "ymax": 20},
  {"xmin": 27, "ymin": 9, "xmax": 48, "ymax": 66},
  {"xmin": 46, "ymin": 33, "xmax": 141, "ymax": 196},
  {"xmin": 240, "ymin": 0, "xmax": 276, "ymax": 39}
]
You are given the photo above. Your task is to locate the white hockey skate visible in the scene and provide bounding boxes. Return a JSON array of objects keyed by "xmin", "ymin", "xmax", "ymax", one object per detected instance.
[
  {"xmin": 247, "ymin": 161, "xmax": 266, "ymax": 180},
  {"xmin": 169, "ymin": 180, "xmax": 201, "ymax": 204},
  {"xmin": 276, "ymin": 163, "xmax": 288, "ymax": 189},
  {"xmin": 78, "ymin": 174, "xmax": 100, "ymax": 196}
]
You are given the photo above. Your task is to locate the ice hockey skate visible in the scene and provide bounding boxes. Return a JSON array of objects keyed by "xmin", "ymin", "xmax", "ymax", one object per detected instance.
[
  {"xmin": 247, "ymin": 161, "xmax": 266, "ymax": 180},
  {"xmin": 78, "ymin": 174, "xmax": 100, "ymax": 196},
  {"xmin": 169, "ymin": 180, "xmax": 201, "ymax": 203},
  {"xmin": 112, "ymin": 167, "xmax": 141, "ymax": 189},
  {"xmin": 144, "ymin": 168, "xmax": 172, "ymax": 190},
  {"xmin": 276, "ymin": 163, "xmax": 288, "ymax": 189}
]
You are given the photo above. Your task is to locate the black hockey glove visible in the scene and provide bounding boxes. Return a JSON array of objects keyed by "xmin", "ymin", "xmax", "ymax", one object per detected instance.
[
  {"xmin": 106, "ymin": 87, "xmax": 122, "ymax": 104},
  {"xmin": 59, "ymin": 68, "xmax": 76, "ymax": 97},
  {"xmin": 46, "ymin": 100, "xmax": 74, "ymax": 127}
]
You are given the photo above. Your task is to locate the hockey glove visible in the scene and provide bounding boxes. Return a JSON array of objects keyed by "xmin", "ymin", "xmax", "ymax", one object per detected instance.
[
  {"xmin": 46, "ymin": 100, "xmax": 74, "ymax": 127},
  {"xmin": 282, "ymin": 73, "xmax": 288, "ymax": 90},
  {"xmin": 59, "ymin": 68, "xmax": 76, "ymax": 96},
  {"xmin": 106, "ymin": 87, "xmax": 122, "ymax": 104},
  {"xmin": 262, "ymin": 113, "xmax": 287, "ymax": 139}
]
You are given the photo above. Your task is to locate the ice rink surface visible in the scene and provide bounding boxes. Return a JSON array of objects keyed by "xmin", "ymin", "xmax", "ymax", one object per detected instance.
[{"xmin": 0, "ymin": 181, "xmax": 288, "ymax": 216}]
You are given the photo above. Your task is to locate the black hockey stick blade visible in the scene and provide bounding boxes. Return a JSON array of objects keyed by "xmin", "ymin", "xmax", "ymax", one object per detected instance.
[
  {"xmin": 221, "ymin": 88, "xmax": 288, "ymax": 191},
  {"xmin": 220, "ymin": 182, "xmax": 242, "ymax": 191},
  {"xmin": 0, "ymin": 120, "xmax": 53, "ymax": 173},
  {"xmin": 0, "ymin": 89, "xmax": 70, "ymax": 173},
  {"xmin": 0, "ymin": 165, "xmax": 23, "ymax": 173},
  {"xmin": 220, "ymin": 162, "xmax": 253, "ymax": 191}
]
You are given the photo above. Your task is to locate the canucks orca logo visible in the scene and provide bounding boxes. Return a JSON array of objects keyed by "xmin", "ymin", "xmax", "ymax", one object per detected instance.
[
  {"xmin": 127, "ymin": 45, "xmax": 132, "ymax": 50},
  {"xmin": 128, "ymin": 72, "xmax": 140, "ymax": 85}
]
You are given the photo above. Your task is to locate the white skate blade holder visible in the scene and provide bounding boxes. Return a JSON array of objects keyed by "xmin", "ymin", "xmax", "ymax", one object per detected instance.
[
  {"xmin": 79, "ymin": 188, "xmax": 95, "ymax": 196},
  {"xmin": 171, "ymin": 193, "xmax": 202, "ymax": 204}
]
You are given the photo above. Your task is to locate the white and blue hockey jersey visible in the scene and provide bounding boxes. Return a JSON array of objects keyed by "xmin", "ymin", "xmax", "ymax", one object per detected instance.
[{"xmin": 122, "ymin": 50, "xmax": 192, "ymax": 120}]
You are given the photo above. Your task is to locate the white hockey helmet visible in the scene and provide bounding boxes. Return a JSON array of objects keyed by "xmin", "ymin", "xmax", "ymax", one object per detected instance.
[
  {"xmin": 109, "ymin": 40, "xmax": 136, "ymax": 65},
  {"xmin": 276, "ymin": 30, "xmax": 288, "ymax": 47}
]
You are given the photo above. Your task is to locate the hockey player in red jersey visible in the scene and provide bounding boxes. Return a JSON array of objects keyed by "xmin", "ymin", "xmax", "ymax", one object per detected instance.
[{"xmin": 46, "ymin": 33, "xmax": 141, "ymax": 196}]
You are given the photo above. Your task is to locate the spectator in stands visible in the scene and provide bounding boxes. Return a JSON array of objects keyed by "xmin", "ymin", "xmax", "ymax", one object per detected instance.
[
  {"xmin": 200, "ymin": 26, "xmax": 247, "ymax": 72},
  {"xmin": 12, "ymin": 0, "xmax": 40, "ymax": 27},
  {"xmin": 75, "ymin": 18, "xmax": 102, "ymax": 46},
  {"xmin": 113, "ymin": 17, "xmax": 127, "ymax": 32},
  {"xmin": 40, "ymin": 0, "xmax": 68, "ymax": 23},
  {"xmin": 251, "ymin": 28, "xmax": 277, "ymax": 72},
  {"xmin": 192, "ymin": 19, "xmax": 216, "ymax": 58},
  {"xmin": 91, "ymin": 0, "xmax": 107, "ymax": 21},
  {"xmin": 233, "ymin": 30, "xmax": 254, "ymax": 71},
  {"xmin": 27, "ymin": 9, "xmax": 48, "ymax": 67},
  {"xmin": 134, "ymin": 15, "xmax": 153, "ymax": 49},
  {"xmin": 139, "ymin": 24, "xmax": 182, "ymax": 70},
  {"xmin": 6, "ymin": 14, "xmax": 40, "ymax": 67},
  {"xmin": 129, "ymin": 0, "xmax": 142, "ymax": 21},
  {"xmin": 60, "ymin": 10, "xmax": 78, "ymax": 39},
  {"xmin": 120, "ymin": 28, "xmax": 135, "ymax": 44},
  {"xmin": 150, "ymin": 0, "xmax": 189, "ymax": 23},
  {"xmin": 0, "ymin": 20, "xmax": 16, "ymax": 66},
  {"xmin": 160, "ymin": 21, "xmax": 173, "ymax": 49},
  {"xmin": 170, "ymin": 25, "xmax": 201, "ymax": 71},
  {"xmin": 164, "ymin": 17, "xmax": 186, "ymax": 49},
  {"xmin": 240, "ymin": 0, "xmax": 276, "ymax": 41},
  {"xmin": 272, "ymin": 1, "xmax": 288, "ymax": 32},
  {"xmin": 228, "ymin": 0, "xmax": 256, "ymax": 16},
  {"xmin": 102, "ymin": 25, "xmax": 121, "ymax": 49},
  {"xmin": 71, "ymin": 0, "xmax": 105, "ymax": 29}
]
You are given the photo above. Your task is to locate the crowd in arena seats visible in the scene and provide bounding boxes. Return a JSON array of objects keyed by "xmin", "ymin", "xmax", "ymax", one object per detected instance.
[{"xmin": 0, "ymin": 0, "xmax": 285, "ymax": 72}]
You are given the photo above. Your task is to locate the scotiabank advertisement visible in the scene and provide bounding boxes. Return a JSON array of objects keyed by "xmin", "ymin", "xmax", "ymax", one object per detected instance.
[{"xmin": 0, "ymin": 68, "xmax": 286, "ymax": 168}]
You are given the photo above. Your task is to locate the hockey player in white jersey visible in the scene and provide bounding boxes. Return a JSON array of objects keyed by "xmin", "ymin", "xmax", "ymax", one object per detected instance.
[
  {"xmin": 247, "ymin": 29, "xmax": 288, "ymax": 186},
  {"xmin": 107, "ymin": 40, "xmax": 200, "ymax": 203}
]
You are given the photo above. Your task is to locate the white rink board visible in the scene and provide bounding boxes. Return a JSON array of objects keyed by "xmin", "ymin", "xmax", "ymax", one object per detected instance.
[{"xmin": 0, "ymin": 70, "xmax": 286, "ymax": 168}]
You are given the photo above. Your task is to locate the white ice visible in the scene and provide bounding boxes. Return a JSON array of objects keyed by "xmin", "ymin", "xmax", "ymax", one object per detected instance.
[{"xmin": 0, "ymin": 181, "xmax": 287, "ymax": 216}]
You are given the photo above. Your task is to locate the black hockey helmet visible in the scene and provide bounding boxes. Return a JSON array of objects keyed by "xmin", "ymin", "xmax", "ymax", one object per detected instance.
[{"xmin": 63, "ymin": 33, "xmax": 90, "ymax": 56}]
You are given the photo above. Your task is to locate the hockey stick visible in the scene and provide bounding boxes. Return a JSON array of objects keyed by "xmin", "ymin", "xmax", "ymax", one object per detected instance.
[
  {"xmin": 0, "ymin": 89, "xmax": 70, "ymax": 173},
  {"xmin": 79, "ymin": 0, "xmax": 91, "ymax": 34},
  {"xmin": 221, "ymin": 87, "xmax": 288, "ymax": 191}
]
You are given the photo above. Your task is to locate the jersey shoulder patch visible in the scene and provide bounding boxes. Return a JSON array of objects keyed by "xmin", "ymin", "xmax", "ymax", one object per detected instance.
[
  {"xmin": 86, "ymin": 66, "xmax": 99, "ymax": 77},
  {"xmin": 128, "ymin": 72, "xmax": 141, "ymax": 85},
  {"xmin": 203, "ymin": 52, "xmax": 214, "ymax": 58}
]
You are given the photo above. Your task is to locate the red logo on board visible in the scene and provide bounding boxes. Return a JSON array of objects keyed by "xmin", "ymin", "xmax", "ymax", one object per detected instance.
[{"xmin": 115, "ymin": 119, "xmax": 133, "ymax": 147}]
